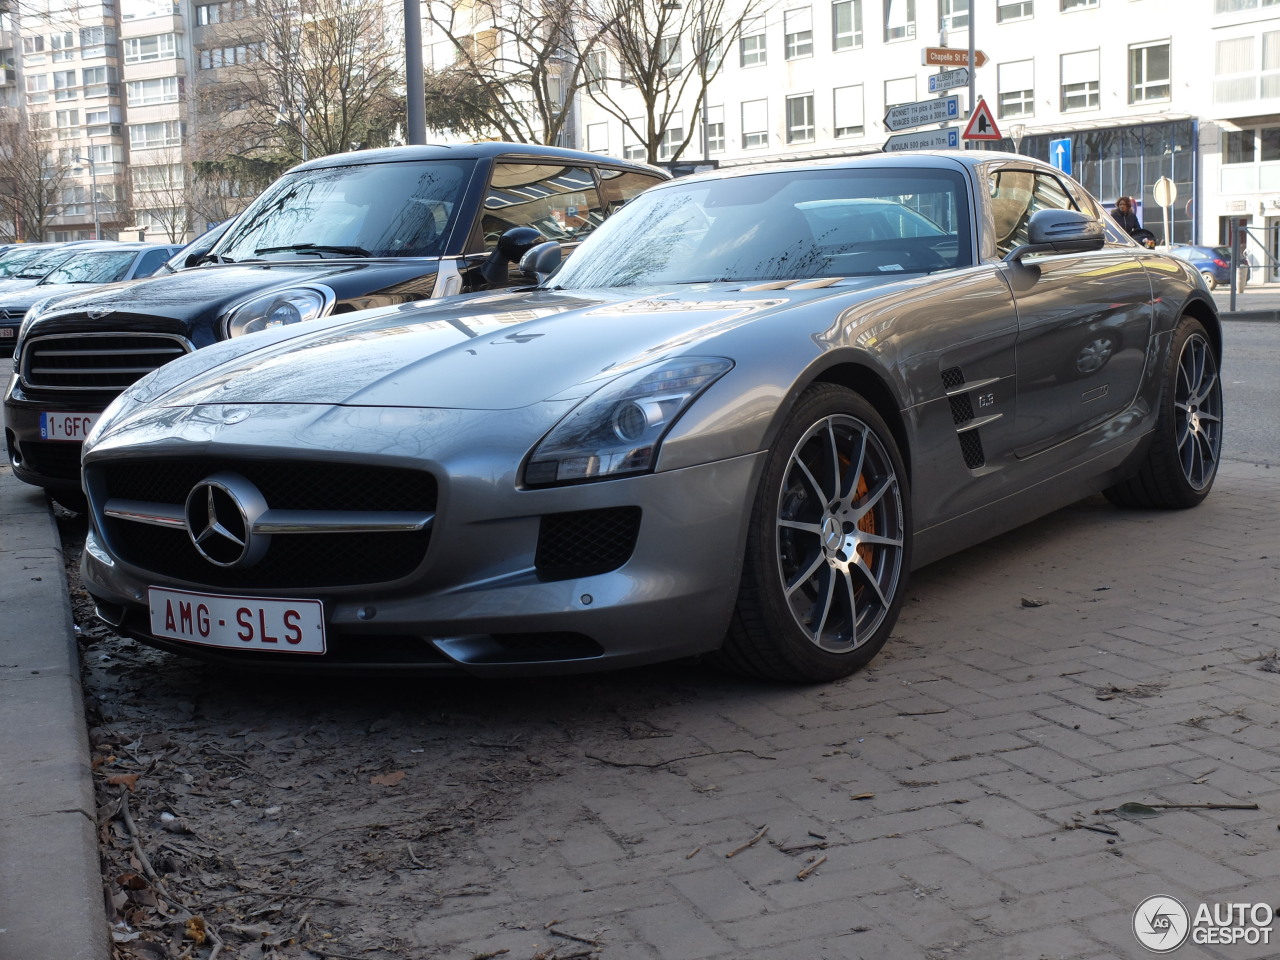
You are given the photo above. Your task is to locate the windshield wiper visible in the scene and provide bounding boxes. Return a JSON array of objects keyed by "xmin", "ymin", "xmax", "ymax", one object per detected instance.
[{"xmin": 253, "ymin": 243, "xmax": 372, "ymax": 257}]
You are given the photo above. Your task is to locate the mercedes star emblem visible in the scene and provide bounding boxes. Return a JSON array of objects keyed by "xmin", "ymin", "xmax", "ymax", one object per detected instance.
[{"xmin": 183, "ymin": 472, "xmax": 271, "ymax": 567}]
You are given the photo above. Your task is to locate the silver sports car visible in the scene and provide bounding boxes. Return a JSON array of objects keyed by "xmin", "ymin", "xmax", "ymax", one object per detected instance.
[{"xmin": 79, "ymin": 151, "xmax": 1223, "ymax": 682}]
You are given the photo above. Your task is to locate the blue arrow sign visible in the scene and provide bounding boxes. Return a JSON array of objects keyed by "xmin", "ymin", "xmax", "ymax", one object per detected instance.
[{"xmin": 1050, "ymin": 138, "xmax": 1072, "ymax": 176}]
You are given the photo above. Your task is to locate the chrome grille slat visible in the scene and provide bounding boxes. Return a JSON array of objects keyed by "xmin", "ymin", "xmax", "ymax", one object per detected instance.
[{"xmin": 20, "ymin": 331, "xmax": 193, "ymax": 392}]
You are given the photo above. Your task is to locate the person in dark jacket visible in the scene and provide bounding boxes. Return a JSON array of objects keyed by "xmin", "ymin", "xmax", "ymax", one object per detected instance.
[{"xmin": 1112, "ymin": 196, "xmax": 1142, "ymax": 236}]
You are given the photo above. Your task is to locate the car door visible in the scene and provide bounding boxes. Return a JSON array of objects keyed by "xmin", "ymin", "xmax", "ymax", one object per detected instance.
[{"xmin": 989, "ymin": 164, "xmax": 1152, "ymax": 458}]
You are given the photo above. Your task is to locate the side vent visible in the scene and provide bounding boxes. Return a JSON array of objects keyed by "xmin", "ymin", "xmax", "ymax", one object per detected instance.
[{"xmin": 940, "ymin": 365, "xmax": 989, "ymax": 470}]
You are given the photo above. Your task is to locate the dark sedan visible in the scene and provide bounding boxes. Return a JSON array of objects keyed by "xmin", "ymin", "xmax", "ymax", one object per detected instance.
[{"xmin": 77, "ymin": 151, "xmax": 1221, "ymax": 682}]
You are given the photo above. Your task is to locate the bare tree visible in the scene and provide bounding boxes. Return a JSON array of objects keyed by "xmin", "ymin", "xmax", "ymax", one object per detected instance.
[
  {"xmin": 586, "ymin": 0, "xmax": 771, "ymax": 164},
  {"xmin": 125, "ymin": 147, "xmax": 195, "ymax": 242},
  {"xmin": 423, "ymin": 0, "xmax": 604, "ymax": 144},
  {"xmin": 192, "ymin": 0, "xmax": 404, "ymax": 165},
  {"xmin": 0, "ymin": 108, "xmax": 76, "ymax": 241}
]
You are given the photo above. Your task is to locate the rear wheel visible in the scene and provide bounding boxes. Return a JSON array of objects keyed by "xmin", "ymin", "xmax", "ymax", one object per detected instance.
[
  {"xmin": 1104, "ymin": 316, "xmax": 1222, "ymax": 509},
  {"xmin": 714, "ymin": 384, "xmax": 911, "ymax": 683}
]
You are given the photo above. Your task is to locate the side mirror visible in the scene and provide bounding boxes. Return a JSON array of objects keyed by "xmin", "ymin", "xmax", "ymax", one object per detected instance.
[
  {"xmin": 519, "ymin": 241, "xmax": 562, "ymax": 283},
  {"xmin": 479, "ymin": 227, "xmax": 545, "ymax": 286},
  {"xmin": 1004, "ymin": 208, "xmax": 1106, "ymax": 263}
]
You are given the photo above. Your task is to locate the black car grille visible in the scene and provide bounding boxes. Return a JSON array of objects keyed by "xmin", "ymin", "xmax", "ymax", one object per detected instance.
[
  {"xmin": 93, "ymin": 458, "xmax": 438, "ymax": 589},
  {"xmin": 20, "ymin": 332, "xmax": 191, "ymax": 392},
  {"xmin": 536, "ymin": 507, "xmax": 641, "ymax": 580},
  {"xmin": 0, "ymin": 308, "xmax": 23, "ymax": 321},
  {"xmin": 15, "ymin": 440, "xmax": 84, "ymax": 481}
]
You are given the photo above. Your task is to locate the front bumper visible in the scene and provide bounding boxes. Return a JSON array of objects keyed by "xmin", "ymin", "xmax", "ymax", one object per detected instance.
[
  {"xmin": 4, "ymin": 373, "xmax": 112, "ymax": 495},
  {"xmin": 81, "ymin": 404, "xmax": 765, "ymax": 676}
]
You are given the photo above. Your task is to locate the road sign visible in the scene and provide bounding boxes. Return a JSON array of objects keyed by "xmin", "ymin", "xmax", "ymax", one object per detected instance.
[
  {"xmin": 922, "ymin": 47, "xmax": 988, "ymax": 68},
  {"xmin": 1153, "ymin": 176, "xmax": 1178, "ymax": 207},
  {"xmin": 883, "ymin": 127, "xmax": 960, "ymax": 152},
  {"xmin": 884, "ymin": 95, "xmax": 960, "ymax": 132},
  {"xmin": 928, "ymin": 68, "xmax": 970, "ymax": 94},
  {"xmin": 962, "ymin": 99, "xmax": 1001, "ymax": 141},
  {"xmin": 1049, "ymin": 138, "xmax": 1073, "ymax": 176}
]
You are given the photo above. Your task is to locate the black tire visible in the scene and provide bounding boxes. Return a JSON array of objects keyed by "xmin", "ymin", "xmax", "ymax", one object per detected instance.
[
  {"xmin": 1104, "ymin": 316, "xmax": 1222, "ymax": 509},
  {"xmin": 713, "ymin": 384, "xmax": 912, "ymax": 683}
]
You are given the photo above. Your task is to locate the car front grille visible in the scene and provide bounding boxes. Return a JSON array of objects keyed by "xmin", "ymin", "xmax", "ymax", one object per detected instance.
[
  {"xmin": 92, "ymin": 458, "xmax": 438, "ymax": 589},
  {"xmin": 535, "ymin": 507, "xmax": 641, "ymax": 580},
  {"xmin": 0, "ymin": 308, "xmax": 23, "ymax": 321},
  {"xmin": 20, "ymin": 332, "xmax": 192, "ymax": 392},
  {"xmin": 15, "ymin": 439, "xmax": 84, "ymax": 481}
]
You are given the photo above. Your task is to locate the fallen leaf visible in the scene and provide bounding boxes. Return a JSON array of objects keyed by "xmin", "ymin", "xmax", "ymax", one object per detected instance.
[
  {"xmin": 849, "ymin": 792, "xmax": 875, "ymax": 800},
  {"xmin": 107, "ymin": 774, "xmax": 139, "ymax": 792},
  {"xmin": 185, "ymin": 915, "xmax": 207, "ymax": 945},
  {"xmin": 1114, "ymin": 802, "xmax": 1162, "ymax": 819},
  {"xmin": 370, "ymin": 770, "xmax": 406, "ymax": 786}
]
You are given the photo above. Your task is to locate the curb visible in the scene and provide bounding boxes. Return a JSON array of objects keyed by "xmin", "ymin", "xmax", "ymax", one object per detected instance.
[{"xmin": 0, "ymin": 467, "xmax": 109, "ymax": 960}]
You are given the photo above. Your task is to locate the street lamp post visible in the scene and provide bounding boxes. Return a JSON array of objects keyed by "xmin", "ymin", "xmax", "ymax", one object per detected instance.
[{"xmin": 75, "ymin": 155, "xmax": 101, "ymax": 240}]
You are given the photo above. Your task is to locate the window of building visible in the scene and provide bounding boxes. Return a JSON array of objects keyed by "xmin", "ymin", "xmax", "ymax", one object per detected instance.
[
  {"xmin": 81, "ymin": 65, "xmax": 116, "ymax": 97},
  {"xmin": 658, "ymin": 35, "xmax": 682, "ymax": 75},
  {"xmin": 49, "ymin": 32, "xmax": 75, "ymax": 62},
  {"xmin": 623, "ymin": 122, "xmax": 645, "ymax": 161},
  {"xmin": 702, "ymin": 25, "xmax": 724, "ymax": 71},
  {"xmin": 124, "ymin": 34, "xmax": 177, "ymax": 63},
  {"xmin": 1060, "ymin": 0, "xmax": 1097, "ymax": 9},
  {"xmin": 884, "ymin": 75, "xmax": 916, "ymax": 109},
  {"xmin": 998, "ymin": 59, "xmax": 1034, "ymax": 118},
  {"xmin": 940, "ymin": 0, "xmax": 969, "ymax": 30},
  {"xmin": 883, "ymin": 0, "xmax": 915, "ymax": 41},
  {"xmin": 122, "ymin": 0, "xmax": 180, "ymax": 19},
  {"xmin": 1214, "ymin": 36, "xmax": 1254, "ymax": 103},
  {"xmin": 54, "ymin": 109, "xmax": 79, "ymax": 137},
  {"xmin": 79, "ymin": 26, "xmax": 113, "ymax": 58},
  {"xmin": 740, "ymin": 17, "xmax": 766, "ymax": 67},
  {"xmin": 585, "ymin": 50, "xmax": 606, "ymax": 93},
  {"xmin": 786, "ymin": 93, "xmax": 814, "ymax": 142},
  {"xmin": 706, "ymin": 105, "xmax": 725, "ymax": 153},
  {"xmin": 1060, "ymin": 49, "xmax": 1099, "ymax": 111},
  {"xmin": 130, "ymin": 120, "xmax": 184, "ymax": 149},
  {"xmin": 1129, "ymin": 40, "xmax": 1170, "ymax": 103},
  {"xmin": 1263, "ymin": 30, "xmax": 1280, "ymax": 98},
  {"xmin": 785, "ymin": 8, "xmax": 813, "ymax": 59},
  {"xmin": 997, "ymin": 0, "xmax": 1033, "ymax": 20},
  {"xmin": 832, "ymin": 0, "xmax": 863, "ymax": 50},
  {"xmin": 1223, "ymin": 129, "xmax": 1255, "ymax": 163},
  {"xmin": 127, "ymin": 76, "xmax": 180, "ymax": 106},
  {"xmin": 53, "ymin": 70, "xmax": 77, "ymax": 101},
  {"xmin": 195, "ymin": 0, "xmax": 255, "ymax": 25},
  {"xmin": 833, "ymin": 84, "xmax": 864, "ymax": 137},
  {"xmin": 586, "ymin": 121, "xmax": 608, "ymax": 154},
  {"xmin": 1215, "ymin": 0, "xmax": 1280, "ymax": 11},
  {"xmin": 741, "ymin": 98, "xmax": 768, "ymax": 148},
  {"xmin": 26, "ymin": 73, "xmax": 49, "ymax": 103},
  {"xmin": 198, "ymin": 44, "xmax": 259, "ymax": 70},
  {"xmin": 132, "ymin": 163, "xmax": 185, "ymax": 192},
  {"xmin": 22, "ymin": 36, "xmax": 46, "ymax": 56},
  {"xmin": 659, "ymin": 112, "xmax": 684, "ymax": 159}
]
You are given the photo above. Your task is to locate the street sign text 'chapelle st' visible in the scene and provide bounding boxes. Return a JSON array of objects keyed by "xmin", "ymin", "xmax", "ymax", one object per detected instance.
[{"xmin": 922, "ymin": 47, "xmax": 988, "ymax": 68}]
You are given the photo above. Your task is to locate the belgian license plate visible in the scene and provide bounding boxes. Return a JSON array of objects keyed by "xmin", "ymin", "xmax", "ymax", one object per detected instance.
[
  {"xmin": 40, "ymin": 411, "xmax": 101, "ymax": 441},
  {"xmin": 0, "ymin": 327, "xmax": 13, "ymax": 338},
  {"xmin": 148, "ymin": 587, "xmax": 326, "ymax": 654}
]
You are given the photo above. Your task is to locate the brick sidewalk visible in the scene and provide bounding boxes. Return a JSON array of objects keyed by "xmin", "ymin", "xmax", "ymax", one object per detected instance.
[{"xmin": 423, "ymin": 461, "xmax": 1279, "ymax": 960}]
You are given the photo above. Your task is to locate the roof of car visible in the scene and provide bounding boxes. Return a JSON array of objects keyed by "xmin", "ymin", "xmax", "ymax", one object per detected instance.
[{"xmin": 287, "ymin": 142, "xmax": 669, "ymax": 178}]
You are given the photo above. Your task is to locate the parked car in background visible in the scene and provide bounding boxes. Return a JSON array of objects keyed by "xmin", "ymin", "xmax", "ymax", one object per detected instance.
[
  {"xmin": 5, "ymin": 143, "xmax": 668, "ymax": 508},
  {"xmin": 1165, "ymin": 243, "xmax": 1233, "ymax": 290},
  {"xmin": 0, "ymin": 242, "xmax": 102, "ymax": 295},
  {"xmin": 0, "ymin": 242, "xmax": 182, "ymax": 359},
  {"xmin": 75, "ymin": 151, "xmax": 1221, "ymax": 683}
]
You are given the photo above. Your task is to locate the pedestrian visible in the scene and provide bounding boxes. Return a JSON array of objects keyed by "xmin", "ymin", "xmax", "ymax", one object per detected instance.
[{"xmin": 1112, "ymin": 196, "xmax": 1142, "ymax": 237}]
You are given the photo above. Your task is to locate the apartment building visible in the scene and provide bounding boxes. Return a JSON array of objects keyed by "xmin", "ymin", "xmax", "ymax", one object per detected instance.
[{"xmin": 572, "ymin": 0, "xmax": 1280, "ymax": 274}]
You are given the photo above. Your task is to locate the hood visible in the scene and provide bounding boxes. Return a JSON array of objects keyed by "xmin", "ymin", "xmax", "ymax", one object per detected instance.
[
  {"xmin": 142, "ymin": 284, "xmax": 862, "ymax": 411},
  {"xmin": 1, "ymin": 280, "xmax": 126, "ymax": 312},
  {"xmin": 28, "ymin": 259, "xmax": 441, "ymax": 329}
]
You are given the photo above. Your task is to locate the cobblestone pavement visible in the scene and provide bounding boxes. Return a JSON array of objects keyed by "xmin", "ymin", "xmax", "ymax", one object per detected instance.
[{"xmin": 406, "ymin": 460, "xmax": 1279, "ymax": 960}]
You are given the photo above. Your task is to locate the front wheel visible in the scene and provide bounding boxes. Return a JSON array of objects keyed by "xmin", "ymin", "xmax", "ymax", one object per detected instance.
[
  {"xmin": 1199, "ymin": 270, "xmax": 1217, "ymax": 291},
  {"xmin": 713, "ymin": 385, "xmax": 912, "ymax": 683},
  {"xmin": 1104, "ymin": 316, "xmax": 1222, "ymax": 509}
]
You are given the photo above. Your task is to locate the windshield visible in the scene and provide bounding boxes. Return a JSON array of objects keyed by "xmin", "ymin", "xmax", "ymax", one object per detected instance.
[
  {"xmin": 41, "ymin": 250, "xmax": 140, "ymax": 285},
  {"xmin": 0, "ymin": 247, "xmax": 57, "ymax": 278},
  {"xmin": 214, "ymin": 159, "xmax": 476, "ymax": 262},
  {"xmin": 14, "ymin": 248, "xmax": 78, "ymax": 279},
  {"xmin": 550, "ymin": 167, "xmax": 972, "ymax": 288}
]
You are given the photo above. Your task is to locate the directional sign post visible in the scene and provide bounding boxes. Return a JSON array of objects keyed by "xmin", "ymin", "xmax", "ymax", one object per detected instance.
[
  {"xmin": 883, "ymin": 127, "xmax": 960, "ymax": 152},
  {"xmin": 928, "ymin": 68, "xmax": 970, "ymax": 94},
  {"xmin": 922, "ymin": 47, "xmax": 987, "ymax": 68},
  {"xmin": 1049, "ymin": 138, "xmax": 1073, "ymax": 176},
  {"xmin": 884, "ymin": 95, "xmax": 960, "ymax": 132}
]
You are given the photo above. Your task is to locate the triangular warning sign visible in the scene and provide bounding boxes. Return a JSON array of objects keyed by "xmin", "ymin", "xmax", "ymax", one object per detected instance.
[{"xmin": 962, "ymin": 99, "xmax": 1002, "ymax": 141}]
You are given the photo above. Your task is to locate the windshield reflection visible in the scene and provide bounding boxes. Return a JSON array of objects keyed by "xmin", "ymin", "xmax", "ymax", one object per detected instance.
[{"xmin": 552, "ymin": 168, "xmax": 973, "ymax": 288}]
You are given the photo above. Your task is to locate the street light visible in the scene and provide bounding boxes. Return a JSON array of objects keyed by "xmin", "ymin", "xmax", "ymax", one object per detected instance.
[{"xmin": 74, "ymin": 155, "xmax": 101, "ymax": 240}]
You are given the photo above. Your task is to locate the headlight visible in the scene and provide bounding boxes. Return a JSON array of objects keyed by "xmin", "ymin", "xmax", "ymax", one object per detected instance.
[
  {"xmin": 224, "ymin": 287, "xmax": 332, "ymax": 337},
  {"xmin": 16, "ymin": 297, "xmax": 59, "ymax": 349},
  {"xmin": 524, "ymin": 357, "xmax": 733, "ymax": 486}
]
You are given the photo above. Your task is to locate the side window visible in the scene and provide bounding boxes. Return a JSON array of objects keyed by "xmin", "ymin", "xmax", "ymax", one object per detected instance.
[
  {"xmin": 479, "ymin": 163, "xmax": 605, "ymax": 253},
  {"xmin": 598, "ymin": 169, "xmax": 666, "ymax": 214},
  {"xmin": 134, "ymin": 248, "xmax": 170, "ymax": 277},
  {"xmin": 989, "ymin": 168, "xmax": 1076, "ymax": 257}
]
